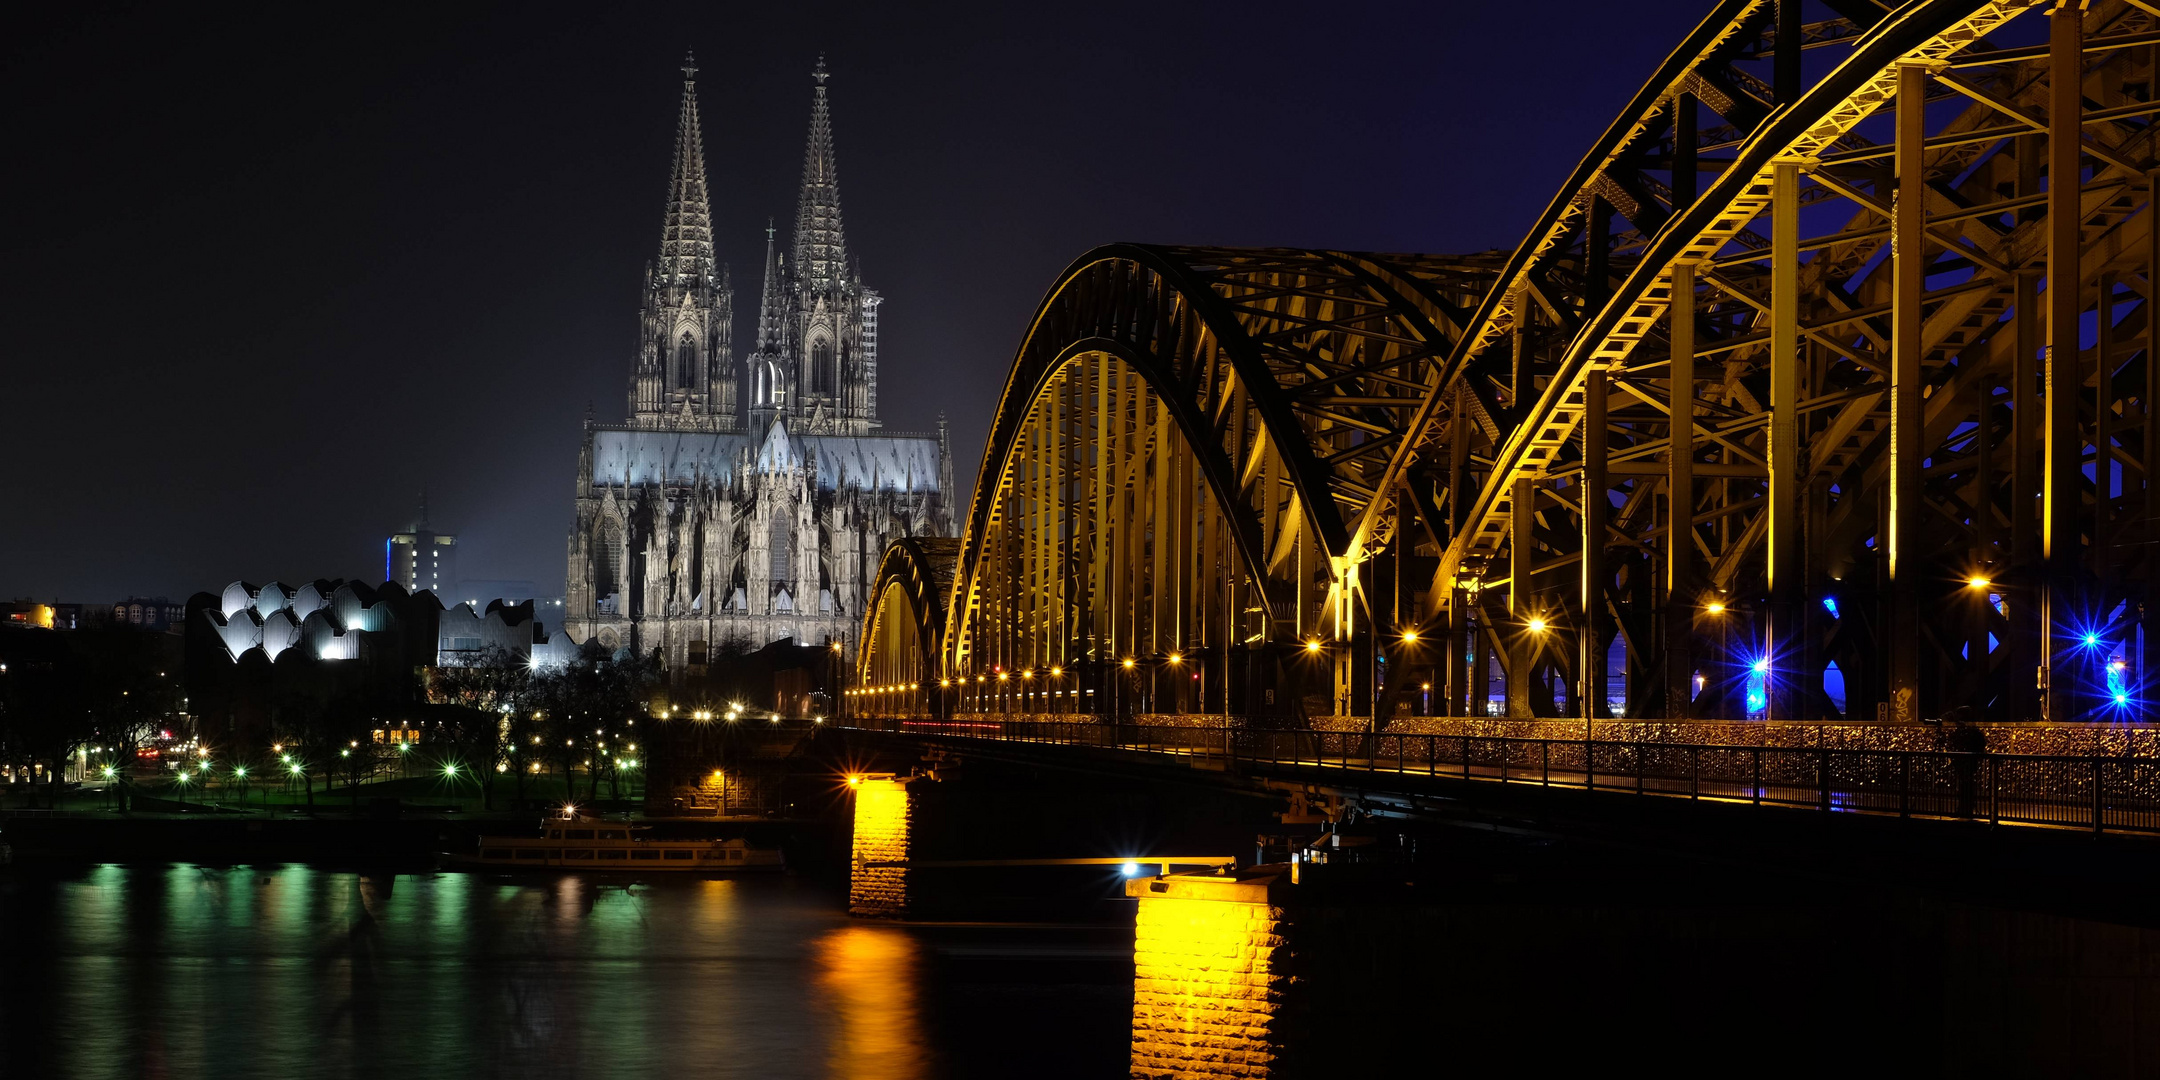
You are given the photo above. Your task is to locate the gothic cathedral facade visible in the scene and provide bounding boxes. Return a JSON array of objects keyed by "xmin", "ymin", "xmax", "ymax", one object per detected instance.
[{"xmin": 565, "ymin": 57, "xmax": 955, "ymax": 672}]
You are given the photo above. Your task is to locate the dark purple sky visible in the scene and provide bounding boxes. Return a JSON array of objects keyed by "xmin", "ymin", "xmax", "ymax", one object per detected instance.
[{"xmin": 4, "ymin": 0, "xmax": 1708, "ymax": 603}]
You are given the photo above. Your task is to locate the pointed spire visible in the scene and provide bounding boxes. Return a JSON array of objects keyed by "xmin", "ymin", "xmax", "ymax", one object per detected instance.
[
  {"xmin": 755, "ymin": 217, "xmax": 787, "ymax": 352},
  {"xmin": 793, "ymin": 55, "xmax": 847, "ymax": 290},
  {"xmin": 659, "ymin": 51, "xmax": 716, "ymax": 288}
]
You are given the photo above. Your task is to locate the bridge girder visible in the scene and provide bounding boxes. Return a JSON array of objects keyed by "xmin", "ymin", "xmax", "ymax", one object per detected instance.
[
  {"xmin": 1420, "ymin": 0, "xmax": 2160, "ymax": 723},
  {"xmin": 858, "ymin": 537, "xmax": 959, "ymax": 716},
  {"xmin": 867, "ymin": 0, "xmax": 2160, "ymax": 725},
  {"xmin": 933, "ymin": 245, "xmax": 1499, "ymax": 717}
]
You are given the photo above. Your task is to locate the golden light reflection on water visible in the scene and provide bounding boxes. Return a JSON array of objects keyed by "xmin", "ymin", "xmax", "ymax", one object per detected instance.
[{"xmin": 812, "ymin": 923, "xmax": 931, "ymax": 1079}]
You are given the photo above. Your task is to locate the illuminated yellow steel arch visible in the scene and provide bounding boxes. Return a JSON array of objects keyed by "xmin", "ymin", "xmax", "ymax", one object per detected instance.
[
  {"xmin": 943, "ymin": 245, "xmax": 1498, "ymax": 716},
  {"xmin": 1414, "ymin": 0, "xmax": 2160, "ymax": 724},
  {"xmin": 857, "ymin": 537, "xmax": 959, "ymax": 717}
]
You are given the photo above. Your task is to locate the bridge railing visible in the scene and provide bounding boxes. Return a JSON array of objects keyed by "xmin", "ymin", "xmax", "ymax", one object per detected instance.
[{"xmin": 844, "ymin": 717, "xmax": 2160, "ymax": 836}]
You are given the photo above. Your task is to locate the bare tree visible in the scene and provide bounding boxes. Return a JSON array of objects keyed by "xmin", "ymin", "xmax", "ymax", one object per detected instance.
[{"xmin": 424, "ymin": 646, "xmax": 531, "ymax": 810}]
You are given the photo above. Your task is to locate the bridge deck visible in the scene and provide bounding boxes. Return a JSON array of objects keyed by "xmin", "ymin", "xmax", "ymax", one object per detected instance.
[{"xmin": 846, "ymin": 719, "xmax": 2160, "ymax": 837}]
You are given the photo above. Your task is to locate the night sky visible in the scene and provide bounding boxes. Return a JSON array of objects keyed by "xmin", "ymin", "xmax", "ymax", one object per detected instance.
[{"xmin": 5, "ymin": 0, "xmax": 1708, "ymax": 604}]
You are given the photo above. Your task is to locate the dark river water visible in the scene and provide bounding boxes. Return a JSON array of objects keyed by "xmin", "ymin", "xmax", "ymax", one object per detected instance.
[
  {"xmin": 10, "ymin": 859, "xmax": 2160, "ymax": 1078},
  {"xmin": 0, "ymin": 866, "xmax": 1131, "ymax": 1080}
]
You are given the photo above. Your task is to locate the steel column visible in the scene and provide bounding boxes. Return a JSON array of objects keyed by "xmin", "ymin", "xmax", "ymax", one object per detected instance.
[
  {"xmin": 1767, "ymin": 158, "xmax": 1803, "ymax": 719},
  {"xmin": 2042, "ymin": 6, "xmax": 2084, "ymax": 723},
  {"xmin": 1508, "ymin": 475, "xmax": 1536, "ymax": 717},
  {"xmin": 1888, "ymin": 62, "xmax": 1928, "ymax": 723},
  {"xmin": 1582, "ymin": 364, "xmax": 1607, "ymax": 719},
  {"xmin": 1667, "ymin": 259, "xmax": 1698, "ymax": 719},
  {"xmin": 2011, "ymin": 267, "xmax": 2042, "ymax": 716}
]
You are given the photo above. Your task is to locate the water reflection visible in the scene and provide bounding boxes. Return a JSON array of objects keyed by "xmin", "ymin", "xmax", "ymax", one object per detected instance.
[
  {"xmin": 812, "ymin": 925, "xmax": 931, "ymax": 1079},
  {"xmin": 0, "ymin": 866, "xmax": 954, "ymax": 1080}
]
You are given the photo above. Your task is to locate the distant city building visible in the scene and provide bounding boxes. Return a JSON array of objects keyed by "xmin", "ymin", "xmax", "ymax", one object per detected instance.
[
  {"xmin": 185, "ymin": 579, "xmax": 582, "ymax": 748},
  {"xmin": 3, "ymin": 599, "xmax": 88, "ymax": 631},
  {"xmin": 191, "ymin": 579, "xmax": 577, "ymax": 670},
  {"xmin": 564, "ymin": 56, "xmax": 954, "ymax": 674},
  {"xmin": 4, "ymin": 600, "xmax": 56, "ymax": 630},
  {"xmin": 111, "ymin": 597, "xmax": 186, "ymax": 632},
  {"xmin": 455, "ymin": 579, "xmax": 563, "ymax": 615},
  {"xmin": 386, "ymin": 494, "xmax": 457, "ymax": 596}
]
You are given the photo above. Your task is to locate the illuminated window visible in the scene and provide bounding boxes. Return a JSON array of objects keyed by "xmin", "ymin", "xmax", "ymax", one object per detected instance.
[
  {"xmin": 811, "ymin": 338, "xmax": 834, "ymax": 394},
  {"xmin": 677, "ymin": 331, "xmax": 698, "ymax": 389},
  {"xmin": 771, "ymin": 517, "xmax": 793, "ymax": 584}
]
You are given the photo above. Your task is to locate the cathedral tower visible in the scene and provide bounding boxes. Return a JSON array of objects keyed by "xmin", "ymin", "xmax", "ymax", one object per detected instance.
[
  {"xmin": 630, "ymin": 52, "xmax": 736, "ymax": 431},
  {"xmin": 786, "ymin": 59, "xmax": 879, "ymax": 434},
  {"xmin": 568, "ymin": 56, "xmax": 951, "ymax": 678}
]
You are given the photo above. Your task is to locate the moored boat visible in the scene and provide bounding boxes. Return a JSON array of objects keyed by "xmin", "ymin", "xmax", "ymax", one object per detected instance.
[{"xmin": 445, "ymin": 814, "xmax": 783, "ymax": 871}]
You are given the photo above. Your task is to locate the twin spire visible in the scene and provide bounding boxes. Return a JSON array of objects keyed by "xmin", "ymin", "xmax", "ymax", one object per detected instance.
[
  {"xmin": 658, "ymin": 50, "xmax": 716, "ymax": 289},
  {"xmin": 793, "ymin": 55, "xmax": 847, "ymax": 291},
  {"xmin": 659, "ymin": 52, "xmax": 846, "ymax": 296}
]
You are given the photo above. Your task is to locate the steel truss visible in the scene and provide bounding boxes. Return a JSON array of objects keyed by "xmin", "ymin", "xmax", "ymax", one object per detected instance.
[
  {"xmin": 858, "ymin": 536, "xmax": 958, "ymax": 716},
  {"xmin": 869, "ymin": 0, "xmax": 2160, "ymax": 724},
  {"xmin": 1423, "ymin": 0, "xmax": 2160, "ymax": 723}
]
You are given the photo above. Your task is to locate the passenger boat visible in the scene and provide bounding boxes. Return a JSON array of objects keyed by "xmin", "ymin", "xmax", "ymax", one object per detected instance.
[{"xmin": 446, "ymin": 815, "xmax": 784, "ymax": 871}]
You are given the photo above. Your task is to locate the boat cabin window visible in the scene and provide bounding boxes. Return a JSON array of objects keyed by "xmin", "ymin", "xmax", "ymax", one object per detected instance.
[
  {"xmin": 547, "ymin": 831, "xmax": 561, "ymax": 839},
  {"xmin": 664, "ymin": 850, "xmax": 693, "ymax": 860},
  {"xmin": 567, "ymin": 829, "xmax": 594, "ymax": 840},
  {"xmin": 727, "ymin": 849, "xmax": 742, "ymax": 860},
  {"xmin": 567, "ymin": 850, "xmax": 595, "ymax": 859},
  {"xmin": 599, "ymin": 831, "xmax": 627, "ymax": 840},
  {"xmin": 631, "ymin": 850, "xmax": 659, "ymax": 859},
  {"xmin": 516, "ymin": 850, "xmax": 546, "ymax": 860},
  {"xmin": 599, "ymin": 850, "xmax": 628, "ymax": 859}
]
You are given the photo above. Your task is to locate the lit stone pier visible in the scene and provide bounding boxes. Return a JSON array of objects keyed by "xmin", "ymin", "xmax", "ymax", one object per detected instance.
[
  {"xmin": 1127, "ymin": 869, "xmax": 1296, "ymax": 1080},
  {"xmin": 847, "ymin": 774, "xmax": 919, "ymax": 917}
]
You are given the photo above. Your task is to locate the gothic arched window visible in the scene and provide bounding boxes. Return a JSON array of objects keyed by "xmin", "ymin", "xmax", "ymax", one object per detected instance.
[
  {"xmin": 811, "ymin": 338, "xmax": 834, "ymax": 395},
  {"xmin": 599, "ymin": 519, "xmax": 625, "ymax": 609},
  {"xmin": 770, "ymin": 516, "xmax": 793, "ymax": 584},
  {"xmin": 676, "ymin": 332, "xmax": 698, "ymax": 390}
]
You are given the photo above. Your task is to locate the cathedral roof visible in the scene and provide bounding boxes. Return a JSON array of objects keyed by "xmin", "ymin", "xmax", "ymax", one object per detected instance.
[{"xmin": 589, "ymin": 422, "xmax": 942, "ymax": 494}]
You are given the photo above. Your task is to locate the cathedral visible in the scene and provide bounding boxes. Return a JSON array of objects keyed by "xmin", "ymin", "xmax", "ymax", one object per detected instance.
[{"xmin": 564, "ymin": 56, "xmax": 955, "ymax": 672}]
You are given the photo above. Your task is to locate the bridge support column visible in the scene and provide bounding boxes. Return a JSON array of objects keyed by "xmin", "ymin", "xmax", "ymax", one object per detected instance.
[
  {"xmin": 2010, "ymin": 267, "xmax": 2042, "ymax": 718},
  {"xmin": 1888, "ymin": 61, "xmax": 1929, "ymax": 724},
  {"xmin": 1667, "ymin": 259, "xmax": 1697, "ymax": 718},
  {"xmin": 2041, "ymin": 6, "xmax": 2085, "ymax": 722},
  {"xmin": 1581, "ymin": 364, "xmax": 1608, "ymax": 719},
  {"xmin": 1767, "ymin": 157, "xmax": 1804, "ymax": 719},
  {"xmin": 848, "ymin": 775, "xmax": 923, "ymax": 918},
  {"xmin": 2147, "ymin": 173, "xmax": 2160, "ymax": 709},
  {"xmin": 1471, "ymin": 597, "xmax": 1493, "ymax": 716},
  {"xmin": 1129, "ymin": 872, "xmax": 1295, "ymax": 1078},
  {"xmin": 1508, "ymin": 477, "xmax": 1537, "ymax": 717}
]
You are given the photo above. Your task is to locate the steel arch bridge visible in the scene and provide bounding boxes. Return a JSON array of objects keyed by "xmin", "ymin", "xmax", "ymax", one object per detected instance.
[{"xmin": 860, "ymin": 0, "xmax": 2160, "ymax": 726}]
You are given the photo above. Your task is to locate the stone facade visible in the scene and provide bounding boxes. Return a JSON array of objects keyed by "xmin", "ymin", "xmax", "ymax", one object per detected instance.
[
  {"xmin": 847, "ymin": 775, "xmax": 915, "ymax": 917},
  {"xmin": 565, "ymin": 58, "xmax": 953, "ymax": 672},
  {"xmin": 1128, "ymin": 872, "xmax": 1293, "ymax": 1079}
]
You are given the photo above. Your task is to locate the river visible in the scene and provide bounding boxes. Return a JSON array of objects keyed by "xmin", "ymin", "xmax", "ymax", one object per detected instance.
[{"xmin": 0, "ymin": 866, "xmax": 1131, "ymax": 1079}]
